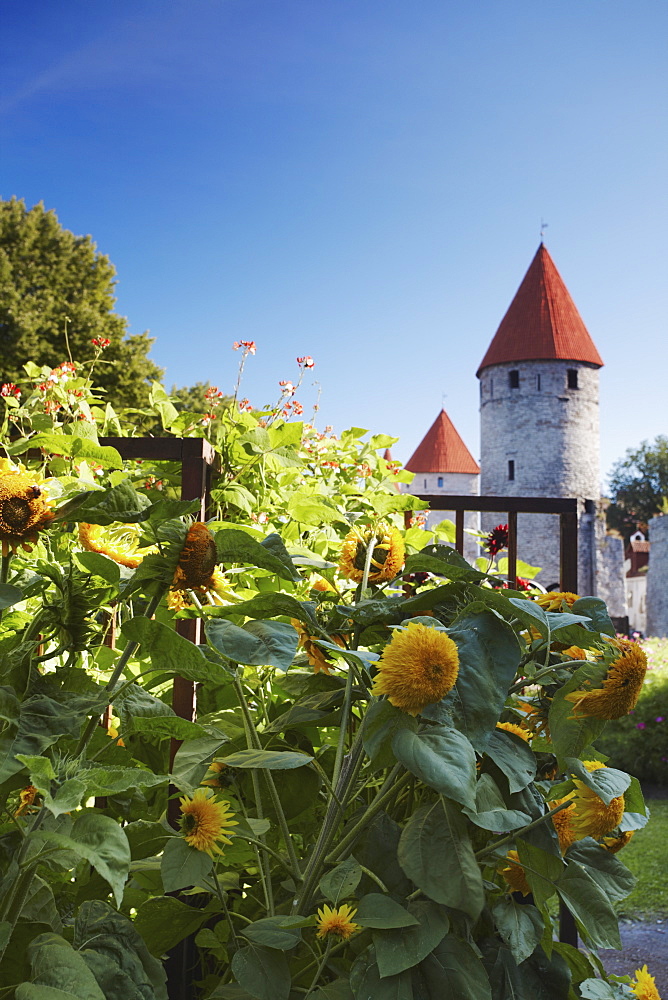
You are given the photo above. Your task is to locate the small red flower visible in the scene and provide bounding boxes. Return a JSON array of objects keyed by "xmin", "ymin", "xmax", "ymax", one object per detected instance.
[
  {"xmin": 233, "ymin": 340, "xmax": 257, "ymax": 354},
  {"xmin": 483, "ymin": 524, "xmax": 509, "ymax": 556},
  {"xmin": 91, "ymin": 337, "xmax": 111, "ymax": 349},
  {"xmin": 279, "ymin": 381, "xmax": 295, "ymax": 396},
  {"xmin": 1, "ymin": 383, "xmax": 20, "ymax": 398},
  {"xmin": 296, "ymin": 355, "xmax": 315, "ymax": 368},
  {"xmin": 204, "ymin": 386, "xmax": 224, "ymax": 401}
]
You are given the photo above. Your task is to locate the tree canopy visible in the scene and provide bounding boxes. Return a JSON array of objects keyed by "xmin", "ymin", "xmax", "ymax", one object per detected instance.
[
  {"xmin": 0, "ymin": 197, "xmax": 163, "ymax": 408},
  {"xmin": 606, "ymin": 435, "xmax": 668, "ymax": 539}
]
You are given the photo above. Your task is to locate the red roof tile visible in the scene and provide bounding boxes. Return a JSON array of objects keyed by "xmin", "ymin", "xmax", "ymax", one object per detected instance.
[
  {"xmin": 477, "ymin": 244, "xmax": 604, "ymax": 374},
  {"xmin": 405, "ymin": 410, "xmax": 480, "ymax": 474}
]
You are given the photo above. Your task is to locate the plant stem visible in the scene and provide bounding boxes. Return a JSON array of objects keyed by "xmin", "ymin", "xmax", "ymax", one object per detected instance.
[
  {"xmin": 331, "ymin": 661, "xmax": 355, "ymax": 790},
  {"xmin": 474, "ymin": 798, "xmax": 575, "ymax": 861},
  {"xmin": 508, "ymin": 662, "xmax": 560, "ymax": 694},
  {"xmin": 325, "ymin": 770, "xmax": 411, "ymax": 865},
  {"xmin": 304, "ymin": 940, "xmax": 332, "ymax": 999}
]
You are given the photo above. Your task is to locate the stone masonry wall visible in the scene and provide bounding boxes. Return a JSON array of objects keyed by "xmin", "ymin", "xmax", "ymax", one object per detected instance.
[
  {"xmin": 402, "ymin": 471, "xmax": 480, "ymax": 564},
  {"xmin": 647, "ymin": 514, "xmax": 668, "ymax": 637}
]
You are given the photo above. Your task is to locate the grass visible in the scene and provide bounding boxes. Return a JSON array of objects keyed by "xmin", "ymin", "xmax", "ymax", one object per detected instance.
[{"xmin": 615, "ymin": 799, "xmax": 668, "ymax": 919}]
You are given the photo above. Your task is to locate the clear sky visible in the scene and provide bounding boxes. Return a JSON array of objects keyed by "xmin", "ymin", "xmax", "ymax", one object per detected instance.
[{"xmin": 2, "ymin": 0, "xmax": 667, "ymax": 487}]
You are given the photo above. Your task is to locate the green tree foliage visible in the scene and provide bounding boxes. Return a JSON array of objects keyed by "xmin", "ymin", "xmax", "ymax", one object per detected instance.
[
  {"xmin": 606, "ymin": 435, "xmax": 668, "ymax": 540},
  {"xmin": 170, "ymin": 382, "xmax": 231, "ymax": 413},
  {"xmin": 0, "ymin": 197, "xmax": 164, "ymax": 408}
]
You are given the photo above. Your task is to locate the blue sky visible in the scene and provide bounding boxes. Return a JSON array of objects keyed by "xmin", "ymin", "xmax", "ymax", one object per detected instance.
[{"xmin": 2, "ymin": 0, "xmax": 667, "ymax": 485}]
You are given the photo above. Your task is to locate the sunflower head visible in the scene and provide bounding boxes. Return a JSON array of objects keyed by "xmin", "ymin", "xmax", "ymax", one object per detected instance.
[
  {"xmin": 339, "ymin": 522, "xmax": 405, "ymax": 584},
  {"xmin": 550, "ymin": 797, "xmax": 577, "ymax": 853},
  {"xmin": 565, "ymin": 639, "xmax": 647, "ymax": 720},
  {"xmin": 535, "ymin": 591, "xmax": 580, "ymax": 612},
  {"xmin": 371, "ymin": 621, "xmax": 459, "ymax": 716},
  {"xmin": 569, "ymin": 761, "xmax": 625, "ymax": 841},
  {"xmin": 79, "ymin": 521, "xmax": 158, "ymax": 568},
  {"xmin": 601, "ymin": 830, "xmax": 634, "ymax": 854},
  {"xmin": 631, "ymin": 965, "xmax": 661, "ymax": 1000},
  {"xmin": 315, "ymin": 903, "xmax": 360, "ymax": 941},
  {"xmin": 179, "ymin": 789, "xmax": 238, "ymax": 856},
  {"xmin": 498, "ymin": 850, "xmax": 531, "ymax": 896},
  {"xmin": 0, "ymin": 472, "xmax": 54, "ymax": 556},
  {"xmin": 291, "ymin": 619, "xmax": 344, "ymax": 675},
  {"xmin": 496, "ymin": 721, "xmax": 531, "ymax": 742},
  {"xmin": 14, "ymin": 785, "xmax": 39, "ymax": 817},
  {"xmin": 172, "ymin": 522, "xmax": 218, "ymax": 590}
]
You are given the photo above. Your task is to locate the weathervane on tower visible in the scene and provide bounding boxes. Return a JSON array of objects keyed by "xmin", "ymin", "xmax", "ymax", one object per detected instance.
[{"xmin": 540, "ymin": 218, "xmax": 549, "ymax": 242}]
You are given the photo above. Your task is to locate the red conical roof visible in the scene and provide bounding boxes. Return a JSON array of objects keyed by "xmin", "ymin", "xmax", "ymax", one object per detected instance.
[
  {"xmin": 405, "ymin": 410, "xmax": 480, "ymax": 474},
  {"xmin": 477, "ymin": 244, "xmax": 604, "ymax": 375}
]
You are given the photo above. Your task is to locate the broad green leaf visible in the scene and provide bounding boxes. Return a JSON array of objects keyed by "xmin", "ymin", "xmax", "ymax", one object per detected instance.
[
  {"xmin": 355, "ymin": 894, "xmax": 419, "ymax": 929},
  {"xmin": 80, "ymin": 764, "xmax": 168, "ymax": 797},
  {"xmin": 397, "ymin": 799, "xmax": 484, "ymax": 919},
  {"xmin": 404, "ymin": 545, "xmax": 487, "ymax": 581},
  {"xmin": 516, "ymin": 945, "xmax": 576, "ymax": 1000},
  {"xmin": 241, "ymin": 916, "xmax": 304, "ymax": 950},
  {"xmin": 24, "ymin": 932, "xmax": 105, "ymax": 1000},
  {"xmin": 57, "ymin": 481, "xmax": 151, "ymax": 524},
  {"xmin": 482, "ymin": 729, "xmax": 536, "ymax": 794},
  {"xmin": 171, "ymin": 736, "xmax": 229, "ymax": 788},
  {"xmin": 392, "ymin": 727, "xmax": 477, "ymax": 811},
  {"xmin": 311, "ymin": 981, "xmax": 354, "ymax": 1000},
  {"xmin": 548, "ymin": 662, "xmax": 608, "ymax": 766},
  {"xmin": 33, "ymin": 813, "xmax": 130, "ymax": 906},
  {"xmin": 492, "ymin": 898, "xmax": 544, "ymax": 965},
  {"xmin": 420, "ymin": 936, "xmax": 492, "ymax": 1000},
  {"xmin": 0, "ymin": 685, "xmax": 19, "ymax": 725},
  {"xmin": 570, "ymin": 598, "xmax": 616, "ymax": 637},
  {"xmin": 231, "ymin": 943, "xmax": 290, "ymax": 1000},
  {"xmin": 134, "ymin": 896, "xmax": 211, "ymax": 957},
  {"xmin": 122, "ymin": 617, "xmax": 229, "ymax": 683},
  {"xmin": 16, "ymin": 986, "xmax": 86, "ymax": 1000},
  {"xmin": 207, "ymin": 593, "xmax": 320, "ymax": 632},
  {"xmin": 215, "ymin": 529, "xmax": 300, "ymax": 581},
  {"xmin": 350, "ymin": 946, "xmax": 413, "ymax": 999},
  {"xmin": 373, "ymin": 900, "xmax": 449, "ymax": 977},
  {"xmin": 130, "ymin": 716, "xmax": 214, "ymax": 741},
  {"xmin": 286, "ymin": 494, "xmax": 341, "ymax": 526},
  {"xmin": 0, "ymin": 695, "xmax": 84, "ymax": 783},
  {"xmin": 0, "ymin": 584, "xmax": 23, "ymax": 609},
  {"xmin": 579, "ymin": 980, "xmax": 634, "ymax": 999},
  {"xmin": 21, "ymin": 877, "xmax": 62, "ymax": 933},
  {"xmin": 218, "ymin": 748, "xmax": 313, "ymax": 769},
  {"xmin": 206, "ymin": 618, "xmax": 298, "ymax": 671},
  {"xmin": 362, "ymin": 700, "xmax": 418, "ymax": 770},
  {"xmin": 72, "ymin": 551, "xmax": 120, "ymax": 585},
  {"xmin": 320, "ymin": 857, "xmax": 363, "ymax": 903},
  {"xmin": 466, "ymin": 773, "xmax": 531, "ymax": 832},
  {"xmin": 565, "ymin": 839, "xmax": 635, "ymax": 903},
  {"xmin": 160, "ymin": 836, "xmax": 213, "ymax": 892},
  {"xmin": 124, "ymin": 820, "xmax": 171, "ymax": 861},
  {"xmin": 556, "ymin": 861, "xmax": 621, "ymax": 949},
  {"xmin": 516, "ymin": 840, "xmax": 564, "ymax": 910},
  {"xmin": 565, "ymin": 758, "xmax": 630, "ymax": 806}
]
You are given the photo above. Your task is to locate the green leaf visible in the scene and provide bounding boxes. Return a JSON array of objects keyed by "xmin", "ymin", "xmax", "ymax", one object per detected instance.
[
  {"xmin": 207, "ymin": 593, "xmax": 320, "ymax": 631},
  {"xmin": 492, "ymin": 898, "xmax": 544, "ymax": 965},
  {"xmin": 392, "ymin": 726, "xmax": 477, "ymax": 811},
  {"xmin": 466, "ymin": 774, "xmax": 531, "ymax": 832},
  {"xmin": 231, "ymin": 943, "xmax": 290, "ymax": 1000},
  {"xmin": 215, "ymin": 529, "xmax": 300, "ymax": 581},
  {"xmin": 350, "ymin": 947, "xmax": 413, "ymax": 999},
  {"xmin": 122, "ymin": 617, "xmax": 229, "ymax": 683},
  {"xmin": 355, "ymin": 894, "xmax": 419, "ymax": 929},
  {"xmin": 160, "ymin": 836, "xmax": 213, "ymax": 892},
  {"xmin": 241, "ymin": 916, "xmax": 304, "ymax": 951},
  {"xmin": 373, "ymin": 900, "xmax": 449, "ymax": 977},
  {"xmin": 134, "ymin": 896, "xmax": 211, "ymax": 957},
  {"xmin": 420, "ymin": 936, "xmax": 492, "ymax": 1000},
  {"xmin": 548, "ymin": 662, "xmax": 608, "ymax": 766},
  {"xmin": 0, "ymin": 583, "xmax": 23, "ymax": 609},
  {"xmin": 570, "ymin": 598, "xmax": 616, "ymax": 637},
  {"xmin": 24, "ymin": 932, "xmax": 106, "ymax": 1000},
  {"xmin": 33, "ymin": 813, "xmax": 130, "ymax": 906},
  {"xmin": 16, "ymin": 986, "xmax": 87, "ymax": 1000},
  {"xmin": 218, "ymin": 748, "xmax": 313, "ymax": 769},
  {"xmin": 320, "ymin": 857, "xmax": 363, "ymax": 903},
  {"xmin": 397, "ymin": 799, "xmax": 484, "ymax": 919},
  {"xmin": 556, "ymin": 860, "xmax": 621, "ymax": 949},
  {"xmin": 15, "ymin": 757, "xmax": 87, "ymax": 816},
  {"xmin": 58, "ymin": 481, "xmax": 151, "ymax": 525},
  {"xmin": 171, "ymin": 736, "xmax": 229, "ymax": 788},
  {"xmin": 72, "ymin": 551, "xmax": 121, "ymax": 584},
  {"xmin": 80, "ymin": 764, "xmax": 168, "ymax": 797},
  {"xmin": 565, "ymin": 838, "xmax": 635, "ymax": 902},
  {"xmin": 310, "ymin": 981, "xmax": 354, "ymax": 1000},
  {"xmin": 286, "ymin": 494, "xmax": 341, "ymax": 526},
  {"xmin": 206, "ymin": 618, "xmax": 299, "ymax": 671},
  {"xmin": 426, "ymin": 611, "xmax": 521, "ymax": 750},
  {"xmin": 482, "ymin": 729, "xmax": 536, "ymax": 794},
  {"xmin": 362, "ymin": 700, "xmax": 418, "ymax": 770},
  {"xmin": 404, "ymin": 545, "xmax": 488, "ymax": 581},
  {"xmin": 0, "ymin": 685, "xmax": 19, "ymax": 726},
  {"xmin": 565, "ymin": 758, "xmax": 630, "ymax": 806},
  {"xmin": 130, "ymin": 716, "xmax": 214, "ymax": 741},
  {"xmin": 0, "ymin": 695, "xmax": 85, "ymax": 783},
  {"xmin": 516, "ymin": 840, "xmax": 564, "ymax": 910},
  {"xmin": 579, "ymin": 980, "xmax": 634, "ymax": 999},
  {"xmin": 124, "ymin": 820, "xmax": 171, "ymax": 861}
]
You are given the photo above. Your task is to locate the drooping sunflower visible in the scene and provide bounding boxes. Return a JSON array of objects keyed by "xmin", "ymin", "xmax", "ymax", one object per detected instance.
[
  {"xmin": 550, "ymin": 797, "xmax": 577, "ymax": 853},
  {"xmin": 496, "ymin": 721, "xmax": 531, "ymax": 742},
  {"xmin": 179, "ymin": 789, "xmax": 238, "ymax": 856},
  {"xmin": 14, "ymin": 785, "xmax": 39, "ymax": 818},
  {"xmin": 631, "ymin": 965, "xmax": 662, "ymax": 1000},
  {"xmin": 0, "ymin": 472, "xmax": 54, "ymax": 557},
  {"xmin": 535, "ymin": 591, "xmax": 580, "ymax": 612},
  {"xmin": 371, "ymin": 621, "xmax": 459, "ymax": 716},
  {"xmin": 291, "ymin": 619, "xmax": 345, "ymax": 675},
  {"xmin": 569, "ymin": 761, "xmax": 625, "ymax": 841},
  {"xmin": 498, "ymin": 851, "xmax": 531, "ymax": 896},
  {"xmin": 565, "ymin": 639, "xmax": 647, "ymax": 720},
  {"xmin": 601, "ymin": 830, "xmax": 634, "ymax": 854},
  {"xmin": 515, "ymin": 697, "xmax": 551, "ymax": 738},
  {"xmin": 79, "ymin": 522, "xmax": 158, "ymax": 568},
  {"xmin": 172, "ymin": 522, "xmax": 218, "ymax": 590},
  {"xmin": 168, "ymin": 567, "xmax": 234, "ymax": 610},
  {"xmin": 339, "ymin": 522, "xmax": 405, "ymax": 584},
  {"xmin": 315, "ymin": 903, "xmax": 360, "ymax": 941}
]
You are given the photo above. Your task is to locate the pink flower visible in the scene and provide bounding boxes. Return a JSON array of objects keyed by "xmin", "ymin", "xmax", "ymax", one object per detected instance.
[
  {"xmin": 656, "ymin": 717, "xmax": 665, "ymax": 723},
  {"xmin": 636, "ymin": 722, "xmax": 646, "ymax": 729}
]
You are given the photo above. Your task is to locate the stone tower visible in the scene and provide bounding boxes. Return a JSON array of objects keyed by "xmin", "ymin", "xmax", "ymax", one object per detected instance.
[
  {"xmin": 477, "ymin": 243, "xmax": 604, "ymax": 588},
  {"xmin": 402, "ymin": 409, "xmax": 480, "ymax": 562}
]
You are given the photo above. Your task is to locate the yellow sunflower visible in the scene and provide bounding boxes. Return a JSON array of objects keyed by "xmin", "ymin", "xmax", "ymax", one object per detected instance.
[
  {"xmin": 339, "ymin": 522, "xmax": 405, "ymax": 584},
  {"xmin": 601, "ymin": 830, "xmax": 634, "ymax": 854},
  {"xmin": 179, "ymin": 789, "xmax": 238, "ymax": 856},
  {"xmin": 496, "ymin": 721, "xmax": 531, "ymax": 742},
  {"xmin": 498, "ymin": 851, "xmax": 531, "ymax": 896},
  {"xmin": 569, "ymin": 761, "xmax": 625, "ymax": 840},
  {"xmin": 14, "ymin": 785, "xmax": 39, "ymax": 818},
  {"xmin": 535, "ymin": 591, "xmax": 580, "ymax": 612},
  {"xmin": 371, "ymin": 621, "xmax": 459, "ymax": 716},
  {"xmin": 550, "ymin": 797, "xmax": 577, "ymax": 853},
  {"xmin": 565, "ymin": 639, "xmax": 647, "ymax": 720},
  {"xmin": 172, "ymin": 522, "xmax": 218, "ymax": 590},
  {"xmin": 315, "ymin": 903, "xmax": 360, "ymax": 941},
  {"xmin": 201, "ymin": 760, "xmax": 232, "ymax": 789},
  {"xmin": 561, "ymin": 645, "xmax": 588, "ymax": 660},
  {"xmin": 631, "ymin": 965, "xmax": 661, "ymax": 1000},
  {"xmin": 515, "ymin": 698, "xmax": 551, "ymax": 738},
  {"xmin": 0, "ymin": 472, "xmax": 54, "ymax": 557},
  {"xmin": 291, "ymin": 619, "xmax": 345, "ymax": 674},
  {"xmin": 79, "ymin": 521, "xmax": 158, "ymax": 568}
]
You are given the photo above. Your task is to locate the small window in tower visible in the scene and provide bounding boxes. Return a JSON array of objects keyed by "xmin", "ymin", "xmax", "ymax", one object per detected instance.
[
  {"xmin": 424, "ymin": 479, "xmax": 427, "ymax": 489},
  {"xmin": 437, "ymin": 477, "xmax": 443, "ymax": 488},
  {"xmin": 508, "ymin": 460, "xmax": 515, "ymax": 481},
  {"xmin": 567, "ymin": 369, "xmax": 578, "ymax": 389},
  {"xmin": 509, "ymin": 370, "xmax": 519, "ymax": 389},
  {"xmin": 490, "ymin": 379, "xmax": 494, "ymax": 398},
  {"xmin": 536, "ymin": 373, "xmax": 541, "ymax": 391}
]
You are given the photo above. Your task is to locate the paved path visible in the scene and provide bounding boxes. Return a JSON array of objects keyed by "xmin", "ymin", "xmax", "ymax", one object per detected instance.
[{"xmin": 600, "ymin": 920, "xmax": 668, "ymax": 994}]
